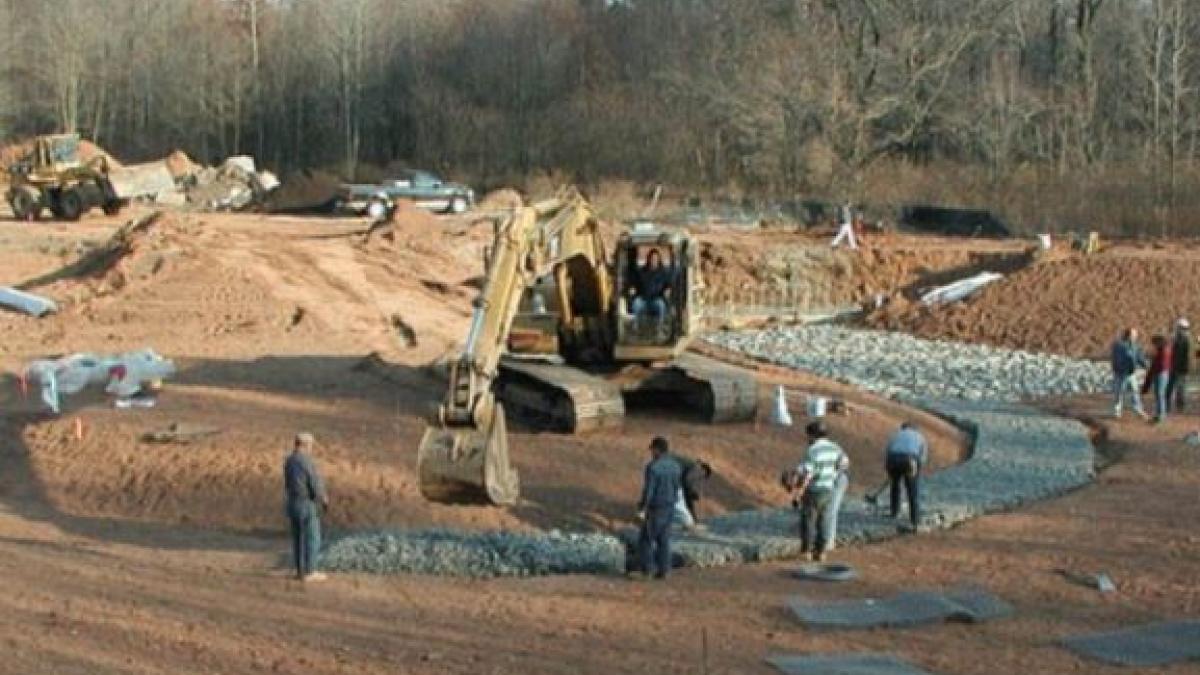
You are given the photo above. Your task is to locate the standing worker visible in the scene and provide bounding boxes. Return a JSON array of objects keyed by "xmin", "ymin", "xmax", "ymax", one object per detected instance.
[
  {"xmin": 788, "ymin": 421, "xmax": 849, "ymax": 562},
  {"xmin": 1111, "ymin": 327, "xmax": 1148, "ymax": 419},
  {"xmin": 1143, "ymin": 334, "xmax": 1173, "ymax": 423},
  {"xmin": 830, "ymin": 201, "xmax": 858, "ymax": 250},
  {"xmin": 636, "ymin": 436, "xmax": 683, "ymax": 580},
  {"xmin": 884, "ymin": 422, "xmax": 928, "ymax": 530},
  {"xmin": 283, "ymin": 432, "xmax": 329, "ymax": 582},
  {"xmin": 1167, "ymin": 318, "xmax": 1191, "ymax": 411}
]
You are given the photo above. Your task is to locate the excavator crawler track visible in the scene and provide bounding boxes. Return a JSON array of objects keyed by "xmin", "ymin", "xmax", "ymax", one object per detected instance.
[
  {"xmin": 497, "ymin": 358, "xmax": 626, "ymax": 433},
  {"xmin": 625, "ymin": 353, "xmax": 759, "ymax": 424}
]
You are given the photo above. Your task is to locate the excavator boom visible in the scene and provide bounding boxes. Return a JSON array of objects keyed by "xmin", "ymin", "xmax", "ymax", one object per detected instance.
[{"xmin": 417, "ymin": 190, "xmax": 609, "ymax": 505}]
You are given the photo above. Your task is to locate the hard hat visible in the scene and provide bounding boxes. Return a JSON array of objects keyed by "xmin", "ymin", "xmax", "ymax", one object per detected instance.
[{"xmin": 1178, "ymin": 318, "xmax": 1191, "ymax": 329}]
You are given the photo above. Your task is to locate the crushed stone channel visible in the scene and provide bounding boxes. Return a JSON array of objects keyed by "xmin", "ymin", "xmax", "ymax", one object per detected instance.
[{"xmin": 324, "ymin": 329, "xmax": 1099, "ymax": 577}]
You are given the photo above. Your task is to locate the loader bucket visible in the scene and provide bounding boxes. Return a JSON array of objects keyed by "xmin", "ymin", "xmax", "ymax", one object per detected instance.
[
  {"xmin": 107, "ymin": 162, "xmax": 176, "ymax": 200},
  {"xmin": 417, "ymin": 403, "xmax": 519, "ymax": 505}
]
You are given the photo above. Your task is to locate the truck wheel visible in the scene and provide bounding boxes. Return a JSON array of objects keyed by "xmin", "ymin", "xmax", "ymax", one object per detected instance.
[
  {"xmin": 102, "ymin": 200, "xmax": 124, "ymax": 216},
  {"xmin": 56, "ymin": 189, "xmax": 85, "ymax": 221},
  {"xmin": 9, "ymin": 188, "xmax": 41, "ymax": 221},
  {"xmin": 448, "ymin": 196, "xmax": 468, "ymax": 214}
]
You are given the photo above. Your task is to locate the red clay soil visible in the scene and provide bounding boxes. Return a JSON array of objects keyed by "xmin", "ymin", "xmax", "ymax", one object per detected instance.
[
  {"xmin": 873, "ymin": 246, "xmax": 1200, "ymax": 359},
  {"xmin": 2, "ymin": 215, "xmax": 1199, "ymax": 673},
  {"xmin": 696, "ymin": 229, "xmax": 1031, "ymax": 310},
  {"xmin": 0, "ymin": 393, "xmax": 1195, "ymax": 674},
  {"xmin": 0, "ymin": 212, "xmax": 964, "ymax": 536},
  {"xmin": 477, "ymin": 187, "xmax": 525, "ymax": 210}
]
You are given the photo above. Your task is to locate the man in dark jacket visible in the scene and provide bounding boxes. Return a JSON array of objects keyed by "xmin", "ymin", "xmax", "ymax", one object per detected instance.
[
  {"xmin": 1167, "ymin": 318, "xmax": 1192, "ymax": 411},
  {"xmin": 636, "ymin": 436, "xmax": 682, "ymax": 580},
  {"xmin": 1111, "ymin": 327, "xmax": 1148, "ymax": 419},
  {"xmin": 631, "ymin": 249, "xmax": 673, "ymax": 324},
  {"xmin": 283, "ymin": 432, "xmax": 329, "ymax": 582}
]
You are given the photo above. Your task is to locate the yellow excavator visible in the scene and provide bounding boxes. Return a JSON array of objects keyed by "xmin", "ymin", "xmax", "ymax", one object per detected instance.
[{"xmin": 417, "ymin": 188, "xmax": 758, "ymax": 505}]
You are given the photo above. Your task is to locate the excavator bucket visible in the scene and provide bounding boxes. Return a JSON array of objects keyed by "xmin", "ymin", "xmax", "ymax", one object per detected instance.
[{"xmin": 416, "ymin": 403, "xmax": 519, "ymax": 505}]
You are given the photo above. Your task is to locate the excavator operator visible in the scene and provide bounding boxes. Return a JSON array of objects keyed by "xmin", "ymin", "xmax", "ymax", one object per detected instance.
[{"xmin": 630, "ymin": 248, "xmax": 673, "ymax": 326}]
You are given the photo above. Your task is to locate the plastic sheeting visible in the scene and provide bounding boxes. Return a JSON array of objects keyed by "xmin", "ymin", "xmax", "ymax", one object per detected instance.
[
  {"xmin": 920, "ymin": 271, "xmax": 1003, "ymax": 306},
  {"xmin": 0, "ymin": 287, "xmax": 57, "ymax": 317},
  {"xmin": 24, "ymin": 349, "xmax": 176, "ymax": 413}
]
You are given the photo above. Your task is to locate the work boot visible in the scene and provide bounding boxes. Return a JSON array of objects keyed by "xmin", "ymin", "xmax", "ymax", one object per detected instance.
[{"xmin": 812, "ymin": 550, "xmax": 825, "ymax": 563}]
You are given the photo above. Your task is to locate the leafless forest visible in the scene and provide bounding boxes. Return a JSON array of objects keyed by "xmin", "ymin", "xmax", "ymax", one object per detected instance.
[{"xmin": 2, "ymin": 0, "xmax": 1199, "ymax": 233}]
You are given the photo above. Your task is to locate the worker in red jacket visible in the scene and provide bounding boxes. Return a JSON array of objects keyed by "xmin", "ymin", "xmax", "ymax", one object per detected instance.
[{"xmin": 1143, "ymin": 334, "xmax": 1173, "ymax": 423}]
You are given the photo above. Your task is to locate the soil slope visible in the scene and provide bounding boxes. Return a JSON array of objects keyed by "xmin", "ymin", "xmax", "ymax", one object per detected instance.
[
  {"xmin": 872, "ymin": 247, "xmax": 1200, "ymax": 359},
  {"xmin": 0, "ymin": 212, "xmax": 964, "ymax": 535}
]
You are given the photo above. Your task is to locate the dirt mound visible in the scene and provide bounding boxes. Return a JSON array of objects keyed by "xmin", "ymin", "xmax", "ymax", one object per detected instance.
[
  {"xmin": 697, "ymin": 231, "xmax": 1030, "ymax": 311},
  {"xmin": 477, "ymin": 188, "xmax": 524, "ymax": 210},
  {"xmin": 25, "ymin": 211, "xmax": 203, "ymax": 303},
  {"xmin": 0, "ymin": 139, "xmax": 35, "ymax": 183},
  {"xmin": 268, "ymin": 169, "xmax": 343, "ymax": 211},
  {"xmin": 875, "ymin": 251, "xmax": 1200, "ymax": 359},
  {"xmin": 391, "ymin": 198, "xmax": 441, "ymax": 230},
  {"xmin": 78, "ymin": 140, "xmax": 122, "ymax": 168}
]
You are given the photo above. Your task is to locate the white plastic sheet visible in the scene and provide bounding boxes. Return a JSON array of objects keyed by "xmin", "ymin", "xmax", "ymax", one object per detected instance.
[
  {"xmin": 24, "ymin": 349, "xmax": 176, "ymax": 413},
  {"xmin": 920, "ymin": 271, "xmax": 1004, "ymax": 306},
  {"xmin": 0, "ymin": 287, "xmax": 57, "ymax": 317}
]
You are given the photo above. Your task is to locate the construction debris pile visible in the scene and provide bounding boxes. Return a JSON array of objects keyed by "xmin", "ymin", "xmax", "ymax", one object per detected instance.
[
  {"xmin": 0, "ymin": 137, "xmax": 278, "ymax": 212},
  {"xmin": 156, "ymin": 151, "xmax": 280, "ymax": 211}
]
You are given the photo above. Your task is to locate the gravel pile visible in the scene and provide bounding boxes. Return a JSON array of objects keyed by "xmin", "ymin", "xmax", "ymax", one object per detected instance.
[
  {"xmin": 706, "ymin": 326, "xmax": 1111, "ymax": 401},
  {"xmin": 321, "ymin": 528, "xmax": 625, "ymax": 578}
]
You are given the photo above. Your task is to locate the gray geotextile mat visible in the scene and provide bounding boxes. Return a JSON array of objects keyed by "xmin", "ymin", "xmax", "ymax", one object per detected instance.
[
  {"xmin": 792, "ymin": 562, "xmax": 858, "ymax": 582},
  {"xmin": 1062, "ymin": 620, "xmax": 1200, "ymax": 667},
  {"xmin": 767, "ymin": 653, "xmax": 938, "ymax": 675},
  {"xmin": 788, "ymin": 586, "xmax": 1012, "ymax": 630}
]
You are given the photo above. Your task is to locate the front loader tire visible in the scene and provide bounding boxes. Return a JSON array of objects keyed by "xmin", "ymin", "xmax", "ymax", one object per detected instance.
[
  {"xmin": 56, "ymin": 188, "xmax": 85, "ymax": 221},
  {"xmin": 8, "ymin": 187, "xmax": 41, "ymax": 221}
]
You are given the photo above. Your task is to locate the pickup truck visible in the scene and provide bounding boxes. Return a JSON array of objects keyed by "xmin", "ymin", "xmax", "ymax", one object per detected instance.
[{"xmin": 335, "ymin": 169, "xmax": 474, "ymax": 215}]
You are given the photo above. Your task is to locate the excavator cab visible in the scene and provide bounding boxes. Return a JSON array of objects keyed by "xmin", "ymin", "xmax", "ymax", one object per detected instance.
[{"xmin": 612, "ymin": 223, "xmax": 701, "ymax": 362}]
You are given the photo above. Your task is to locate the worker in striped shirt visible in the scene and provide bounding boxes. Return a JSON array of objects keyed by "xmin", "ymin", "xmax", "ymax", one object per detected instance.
[{"xmin": 790, "ymin": 420, "xmax": 850, "ymax": 562}]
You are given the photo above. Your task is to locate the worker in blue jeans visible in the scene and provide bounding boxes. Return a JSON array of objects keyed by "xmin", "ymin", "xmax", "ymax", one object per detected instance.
[
  {"xmin": 283, "ymin": 432, "xmax": 329, "ymax": 582},
  {"xmin": 884, "ymin": 422, "xmax": 928, "ymax": 529},
  {"xmin": 636, "ymin": 436, "xmax": 683, "ymax": 580}
]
